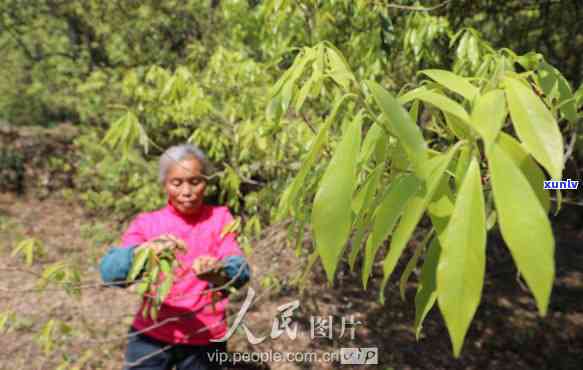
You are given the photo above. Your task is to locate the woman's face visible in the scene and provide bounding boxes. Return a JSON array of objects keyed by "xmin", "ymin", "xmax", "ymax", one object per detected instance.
[{"xmin": 164, "ymin": 157, "xmax": 207, "ymax": 215}]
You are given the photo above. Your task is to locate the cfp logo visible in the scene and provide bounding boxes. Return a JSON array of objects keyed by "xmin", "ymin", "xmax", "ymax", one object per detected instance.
[{"xmin": 340, "ymin": 347, "xmax": 378, "ymax": 365}]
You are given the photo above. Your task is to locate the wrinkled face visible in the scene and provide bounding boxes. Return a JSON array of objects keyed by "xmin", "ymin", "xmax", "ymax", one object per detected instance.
[{"xmin": 164, "ymin": 157, "xmax": 207, "ymax": 215}]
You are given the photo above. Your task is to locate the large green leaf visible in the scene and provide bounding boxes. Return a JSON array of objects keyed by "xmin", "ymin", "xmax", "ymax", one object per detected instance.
[
  {"xmin": 470, "ymin": 89, "xmax": 507, "ymax": 149},
  {"xmin": 362, "ymin": 173, "xmax": 421, "ymax": 289},
  {"xmin": 504, "ymin": 77, "xmax": 564, "ymax": 179},
  {"xmin": 366, "ymin": 80, "xmax": 427, "ymax": 176},
  {"xmin": 420, "ymin": 69, "xmax": 479, "ymax": 102},
  {"xmin": 379, "ymin": 143, "xmax": 462, "ymax": 303},
  {"xmin": 437, "ymin": 158, "xmax": 486, "ymax": 357},
  {"xmin": 497, "ymin": 133, "xmax": 550, "ymax": 212},
  {"xmin": 413, "ymin": 174, "xmax": 456, "ymax": 338},
  {"xmin": 312, "ymin": 115, "xmax": 362, "ymax": 283},
  {"xmin": 487, "ymin": 139, "xmax": 555, "ymax": 315}
]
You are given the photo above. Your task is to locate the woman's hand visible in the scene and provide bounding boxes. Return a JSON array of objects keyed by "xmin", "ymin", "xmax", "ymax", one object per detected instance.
[
  {"xmin": 192, "ymin": 256, "xmax": 228, "ymax": 286},
  {"xmin": 134, "ymin": 234, "xmax": 187, "ymax": 256}
]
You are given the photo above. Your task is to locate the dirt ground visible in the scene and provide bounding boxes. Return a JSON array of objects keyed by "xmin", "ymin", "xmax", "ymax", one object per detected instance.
[{"xmin": 0, "ymin": 192, "xmax": 582, "ymax": 370}]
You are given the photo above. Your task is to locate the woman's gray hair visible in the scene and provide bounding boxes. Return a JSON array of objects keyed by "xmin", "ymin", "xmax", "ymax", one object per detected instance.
[{"xmin": 159, "ymin": 144, "xmax": 213, "ymax": 183}]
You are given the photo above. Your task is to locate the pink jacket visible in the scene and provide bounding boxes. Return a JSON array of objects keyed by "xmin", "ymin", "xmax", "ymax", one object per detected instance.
[{"xmin": 120, "ymin": 201, "xmax": 243, "ymax": 345}]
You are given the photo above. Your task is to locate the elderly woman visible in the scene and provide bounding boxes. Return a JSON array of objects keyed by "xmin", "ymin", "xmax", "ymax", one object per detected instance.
[{"xmin": 99, "ymin": 144, "xmax": 251, "ymax": 370}]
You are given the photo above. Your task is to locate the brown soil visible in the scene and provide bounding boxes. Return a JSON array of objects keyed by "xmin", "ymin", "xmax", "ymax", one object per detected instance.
[{"xmin": 1, "ymin": 192, "xmax": 582, "ymax": 370}]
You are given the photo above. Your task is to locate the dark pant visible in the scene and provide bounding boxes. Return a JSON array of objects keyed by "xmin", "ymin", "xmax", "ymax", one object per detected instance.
[{"xmin": 123, "ymin": 326, "xmax": 227, "ymax": 370}]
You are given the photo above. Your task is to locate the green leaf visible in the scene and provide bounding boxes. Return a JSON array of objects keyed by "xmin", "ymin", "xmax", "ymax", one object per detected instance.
[
  {"xmin": 414, "ymin": 237, "xmax": 441, "ymax": 339},
  {"xmin": 349, "ymin": 164, "xmax": 384, "ymax": 270},
  {"xmin": 137, "ymin": 281, "xmax": 149, "ymax": 296},
  {"xmin": 101, "ymin": 111, "xmax": 148, "ymax": 155},
  {"xmin": 277, "ymin": 94, "xmax": 354, "ymax": 219},
  {"xmin": 269, "ymin": 48, "xmax": 315, "ymax": 118},
  {"xmin": 0, "ymin": 311, "xmax": 13, "ymax": 333},
  {"xmin": 470, "ymin": 89, "xmax": 507, "ymax": 149},
  {"xmin": 352, "ymin": 162, "xmax": 383, "ymax": 217},
  {"xmin": 454, "ymin": 145, "xmax": 471, "ymax": 191},
  {"xmin": 555, "ymin": 188, "xmax": 563, "ymax": 216},
  {"xmin": 266, "ymin": 93, "xmax": 284, "ymax": 123},
  {"xmin": 437, "ymin": 158, "xmax": 486, "ymax": 357},
  {"xmin": 12, "ymin": 238, "xmax": 43, "ymax": 267},
  {"xmin": 466, "ymin": 34, "xmax": 480, "ymax": 68},
  {"xmin": 427, "ymin": 176, "xmax": 455, "ymax": 237},
  {"xmin": 357, "ymin": 123, "xmax": 384, "ymax": 168},
  {"xmin": 38, "ymin": 319, "xmax": 56, "ymax": 354},
  {"xmin": 276, "ymin": 49, "xmax": 312, "ymax": 93},
  {"xmin": 514, "ymin": 51, "xmax": 543, "ymax": 71},
  {"xmin": 366, "ymin": 80, "xmax": 427, "ymax": 176},
  {"xmin": 399, "ymin": 230, "xmax": 433, "ymax": 301},
  {"xmin": 326, "ymin": 48, "xmax": 354, "ymax": 89},
  {"xmin": 160, "ymin": 259, "xmax": 172, "ymax": 274},
  {"xmin": 157, "ymin": 273, "xmax": 173, "ymax": 304},
  {"xmin": 294, "ymin": 75, "xmax": 314, "ymax": 112},
  {"xmin": 362, "ymin": 174, "xmax": 421, "ymax": 289},
  {"xmin": 348, "ymin": 214, "xmax": 370, "ymax": 272},
  {"xmin": 312, "ymin": 114, "xmax": 362, "ymax": 283},
  {"xmin": 486, "ymin": 210, "xmax": 497, "ymax": 230},
  {"xmin": 504, "ymin": 77, "xmax": 564, "ymax": 179},
  {"xmin": 420, "ymin": 69, "xmax": 479, "ymax": 101},
  {"xmin": 38, "ymin": 261, "xmax": 67, "ymax": 288},
  {"xmin": 280, "ymin": 81, "xmax": 294, "ymax": 113},
  {"xmin": 574, "ymin": 84, "xmax": 583, "ymax": 107},
  {"xmin": 409, "ymin": 100, "xmax": 420, "ymax": 123},
  {"xmin": 398, "ymin": 86, "xmax": 428, "ymax": 104},
  {"xmin": 150, "ymin": 305, "xmax": 159, "ymax": 321},
  {"xmin": 411, "ymin": 90, "xmax": 471, "ymax": 125},
  {"xmin": 537, "ymin": 61, "xmax": 577, "ymax": 123},
  {"xmin": 487, "ymin": 139, "xmax": 555, "ymax": 315},
  {"xmin": 324, "ymin": 43, "xmax": 355, "ymax": 90},
  {"xmin": 150, "ymin": 265, "xmax": 160, "ymax": 285},
  {"xmin": 444, "ymin": 112, "xmax": 472, "ymax": 140},
  {"xmin": 379, "ymin": 142, "xmax": 462, "ymax": 303},
  {"xmin": 142, "ymin": 302, "xmax": 150, "ymax": 320},
  {"xmin": 129, "ymin": 247, "xmax": 149, "ymax": 281},
  {"xmin": 497, "ymin": 133, "xmax": 550, "ymax": 212}
]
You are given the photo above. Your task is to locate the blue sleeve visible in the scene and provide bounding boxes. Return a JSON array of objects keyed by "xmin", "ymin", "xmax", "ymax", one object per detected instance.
[
  {"xmin": 99, "ymin": 245, "xmax": 141, "ymax": 288},
  {"xmin": 221, "ymin": 255, "xmax": 251, "ymax": 289}
]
